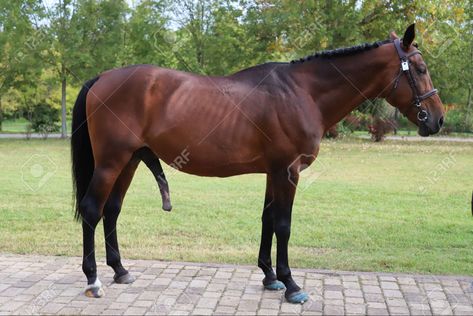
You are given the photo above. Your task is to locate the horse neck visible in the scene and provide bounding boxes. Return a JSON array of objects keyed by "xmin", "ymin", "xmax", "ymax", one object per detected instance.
[{"xmin": 290, "ymin": 44, "xmax": 397, "ymax": 130}]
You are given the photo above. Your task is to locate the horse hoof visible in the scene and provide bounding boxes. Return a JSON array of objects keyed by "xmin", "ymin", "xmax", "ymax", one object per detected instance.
[
  {"xmin": 114, "ymin": 272, "xmax": 135, "ymax": 284},
  {"xmin": 263, "ymin": 280, "xmax": 286, "ymax": 291},
  {"xmin": 286, "ymin": 291, "xmax": 309, "ymax": 304},
  {"xmin": 162, "ymin": 203, "xmax": 172, "ymax": 212},
  {"xmin": 85, "ymin": 286, "xmax": 104, "ymax": 298}
]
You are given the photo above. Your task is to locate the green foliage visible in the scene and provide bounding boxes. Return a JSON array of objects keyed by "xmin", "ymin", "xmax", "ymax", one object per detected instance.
[
  {"xmin": 0, "ymin": 0, "xmax": 471, "ymax": 132},
  {"xmin": 442, "ymin": 108, "xmax": 473, "ymax": 134}
]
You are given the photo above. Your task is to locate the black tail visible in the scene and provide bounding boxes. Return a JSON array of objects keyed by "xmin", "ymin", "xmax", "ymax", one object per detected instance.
[{"xmin": 71, "ymin": 76, "xmax": 100, "ymax": 221}]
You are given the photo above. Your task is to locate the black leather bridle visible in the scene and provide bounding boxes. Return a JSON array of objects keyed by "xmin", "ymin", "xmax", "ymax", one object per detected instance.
[{"xmin": 391, "ymin": 38, "xmax": 438, "ymax": 122}]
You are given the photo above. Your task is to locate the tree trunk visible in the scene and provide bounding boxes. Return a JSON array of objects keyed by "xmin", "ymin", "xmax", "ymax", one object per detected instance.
[
  {"xmin": 467, "ymin": 86, "xmax": 472, "ymax": 114},
  {"xmin": 0, "ymin": 98, "xmax": 3, "ymax": 132},
  {"xmin": 61, "ymin": 66, "xmax": 67, "ymax": 138}
]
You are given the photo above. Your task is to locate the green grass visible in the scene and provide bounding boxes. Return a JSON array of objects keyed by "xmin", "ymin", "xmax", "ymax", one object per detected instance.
[
  {"xmin": 0, "ymin": 138, "xmax": 472, "ymax": 275},
  {"xmin": 1, "ymin": 118, "xmax": 31, "ymax": 133},
  {"xmin": 352, "ymin": 129, "xmax": 473, "ymax": 138},
  {"xmin": 1, "ymin": 118, "xmax": 72, "ymax": 133}
]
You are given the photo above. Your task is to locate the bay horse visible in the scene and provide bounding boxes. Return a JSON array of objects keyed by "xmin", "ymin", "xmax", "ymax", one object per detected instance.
[{"xmin": 71, "ymin": 24, "xmax": 444, "ymax": 303}]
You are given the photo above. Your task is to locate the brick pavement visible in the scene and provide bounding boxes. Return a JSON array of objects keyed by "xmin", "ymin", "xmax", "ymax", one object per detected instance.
[{"xmin": 0, "ymin": 254, "xmax": 472, "ymax": 315}]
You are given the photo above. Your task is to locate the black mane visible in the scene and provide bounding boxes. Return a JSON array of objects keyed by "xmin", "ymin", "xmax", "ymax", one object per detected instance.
[{"xmin": 290, "ymin": 39, "xmax": 392, "ymax": 64}]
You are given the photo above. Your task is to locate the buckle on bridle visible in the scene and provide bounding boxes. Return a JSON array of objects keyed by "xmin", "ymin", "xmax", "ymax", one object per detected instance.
[
  {"xmin": 417, "ymin": 109, "xmax": 428, "ymax": 122},
  {"xmin": 401, "ymin": 60, "xmax": 409, "ymax": 71}
]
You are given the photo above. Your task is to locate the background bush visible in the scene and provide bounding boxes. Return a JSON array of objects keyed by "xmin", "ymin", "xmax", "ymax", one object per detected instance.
[{"xmin": 23, "ymin": 102, "xmax": 60, "ymax": 137}]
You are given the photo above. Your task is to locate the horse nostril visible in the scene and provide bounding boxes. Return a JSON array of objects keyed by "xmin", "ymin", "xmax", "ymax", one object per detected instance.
[{"xmin": 438, "ymin": 116, "xmax": 444, "ymax": 128}]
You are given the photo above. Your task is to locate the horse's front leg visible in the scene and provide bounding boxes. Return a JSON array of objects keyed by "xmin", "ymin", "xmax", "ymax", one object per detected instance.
[
  {"xmin": 271, "ymin": 169, "xmax": 309, "ymax": 304},
  {"xmin": 258, "ymin": 175, "xmax": 285, "ymax": 290}
]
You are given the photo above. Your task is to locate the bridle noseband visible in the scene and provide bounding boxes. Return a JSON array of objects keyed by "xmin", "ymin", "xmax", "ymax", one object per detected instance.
[{"xmin": 391, "ymin": 38, "xmax": 438, "ymax": 122}]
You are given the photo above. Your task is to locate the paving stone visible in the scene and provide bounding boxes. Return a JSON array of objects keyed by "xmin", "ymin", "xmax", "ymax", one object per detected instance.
[
  {"xmin": 379, "ymin": 276, "xmax": 397, "ymax": 282},
  {"xmin": 219, "ymin": 295, "xmax": 241, "ymax": 307},
  {"xmin": 345, "ymin": 303, "xmax": 366, "ymax": 313},
  {"xmin": 0, "ymin": 301, "xmax": 25, "ymax": 312},
  {"xmin": 281, "ymin": 302, "xmax": 302, "ymax": 314},
  {"xmin": 116, "ymin": 293, "xmax": 139, "ymax": 303},
  {"xmin": 345, "ymin": 289, "xmax": 364, "ymax": 297},
  {"xmin": 345, "ymin": 297, "xmax": 364, "ymax": 304},
  {"xmin": 324, "ymin": 290, "xmax": 343, "ymax": 300},
  {"xmin": 324, "ymin": 284, "xmax": 343, "ymax": 291},
  {"xmin": 367, "ymin": 307, "xmax": 389, "ymax": 315},
  {"xmin": 344, "ymin": 282, "xmax": 361, "ymax": 289},
  {"xmin": 324, "ymin": 299, "xmax": 344, "ymax": 306},
  {"xmin": 256, "ymin": 298, "xmax": 278, "ymax": 309},
  {"xmin": 389, "ymin": 306, "xmax": 410, "ymax": 315},
  {"xmin": 380, "ymin": 281, "xmax": 399, "ymax": 290},
  {"xmin": 324, "ymin": 278, "xmax": 342, "ymax": 285},
  {"xmin": 383, "ymin": 289, "xmax": 404, "ymax": 298},
  {"xmin": 133, "ymin": 300, "xmax": 155, "ymax": 308},
  {"xmin": 386, "ymin": 298, "xmax": 408, "ymax": 307},
  {"xmin": 124, "ymin": 306, "xmax": 148, "ymax": 315},
  {"xmin": 365, "ymin": 293, "xmax": 386, "ymax": 302},
  {"xmin": 237, "ymin": 299, "xmax": 259, "ymax": 312},
  {"xmin": 257, "ymin": 308, "xmax": 279, "ymax": 315},
  {"xmin": 40, "ymin": 302, "xmax": 65, "ymax": 314},
  {"xmin": 215, "ymin": 306, "xmax": 237, "ymax": 314},
  {"xmin": 324, "ymin": 304, "xmax": 344, "ymax": 315},
  {"xmin": 102, "ymin": 309, "xmax": 125, "ymax": 315},
  {"xmin": 303, "ymin": 300, "xmax": 323, "ymax": 312},
  {"xmin": 192, "ymin": 308, "xmax": 213, "ymax": 315},
  {"xmin": 58, "ymin": 307, "xmax": 83, "ymax": 315},
  {"xmin": 363, "ymin": 285, "xmax": 382, "ymax": 294},
  {"xmin": 196, "ymin": 297, "xmax": 218, "ymax": 309}
]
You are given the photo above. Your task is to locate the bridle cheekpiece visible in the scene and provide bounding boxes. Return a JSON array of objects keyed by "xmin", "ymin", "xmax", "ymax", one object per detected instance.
[{"xmin": 392, "ymin": 38, "xmax": 438, "ymax": 122}]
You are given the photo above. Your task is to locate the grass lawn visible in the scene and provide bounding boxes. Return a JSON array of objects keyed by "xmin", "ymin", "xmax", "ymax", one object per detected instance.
[
  {"xmin": 1, "ymin": 118, "xmax": 31, "ymax": 133},
  {"xmin": 0, "ymin": 138, "xmax": 472, "ymax": 276},
  {"xmin": 1, "ymin": 118, "xmax": 72, "ymax": 134}
]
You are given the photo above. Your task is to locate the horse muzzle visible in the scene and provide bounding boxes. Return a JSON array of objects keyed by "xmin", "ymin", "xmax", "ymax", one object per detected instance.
[{"xmin": 418, "ymin": 115, "xmax": 444, "ymax": 136}]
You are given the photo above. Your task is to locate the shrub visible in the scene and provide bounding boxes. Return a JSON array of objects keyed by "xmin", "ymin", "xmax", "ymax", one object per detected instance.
[
  {"xmin": 368, "ymin": 117, "xmax": 398, "ymax": 142},
  {"xmin": 324, "ymin": 124, "xmax": 339, "ymax": 138},
  {"xmin": 23, "ymin": 102, "xmax": 60, "ymax": 138},
  {"xmin": 442, "ymin": 108, "xmax": 473, "ymax": 134}
]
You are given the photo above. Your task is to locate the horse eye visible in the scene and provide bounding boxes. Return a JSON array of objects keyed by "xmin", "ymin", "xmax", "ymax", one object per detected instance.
[{"xmin": 416, "ymin": 67, "xmax": 427, "ymax": 75}]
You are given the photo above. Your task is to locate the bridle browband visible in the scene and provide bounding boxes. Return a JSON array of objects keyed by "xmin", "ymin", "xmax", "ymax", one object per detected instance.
[{"xmin": 391, "ymin": 38, "xmax": 438, "ymax": 122}]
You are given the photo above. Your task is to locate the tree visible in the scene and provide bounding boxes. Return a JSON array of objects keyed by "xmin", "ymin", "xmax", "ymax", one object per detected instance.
[
  {"xmin": 0, "ymin": 0, "xmax": 44, "ymax": 131},
  {"xmin": 127, "ymin": 0, "xmax": 172, "ymax": 67}
]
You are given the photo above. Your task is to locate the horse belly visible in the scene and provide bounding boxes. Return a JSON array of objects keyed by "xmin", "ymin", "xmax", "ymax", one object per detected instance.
[{"xmin": 149, "ymin": 134, "xmax": 265, "ymax": 177}]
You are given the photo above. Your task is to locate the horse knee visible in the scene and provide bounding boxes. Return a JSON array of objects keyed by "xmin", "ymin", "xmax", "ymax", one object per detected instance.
[
  {"xmin": 274, "ymin": 222, "xmax": 291, "ymax": 240},
  {"xmin": 104, "ymin": 197, "xmax": 122, "ymax": 219}
]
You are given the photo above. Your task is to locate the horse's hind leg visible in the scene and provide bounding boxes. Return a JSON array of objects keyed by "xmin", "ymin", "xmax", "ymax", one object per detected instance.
[
  {"xmin": 135, "ymin": 147, "xmax": 172, "ymax": 211},
  {"xmin": 103, "ymin": 157, "xmax": 140, "ymax": 284},
  {"xmin": 81, "ymin": 154, "xmax": 132, "ymax": 298}
]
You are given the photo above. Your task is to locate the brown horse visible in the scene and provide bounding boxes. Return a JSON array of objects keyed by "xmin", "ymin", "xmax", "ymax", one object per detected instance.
[{"xmin": 71, "ymin": 24, "xmax": 444, "ymax": 303}]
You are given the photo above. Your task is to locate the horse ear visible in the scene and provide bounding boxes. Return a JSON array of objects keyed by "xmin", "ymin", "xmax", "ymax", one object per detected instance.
[
  {"xmin": 390, "ymin": 31, "xmax": 399, "ymax": 41},
  {"xmin": 402, "ymin": 23, "xmax": 416, "ymax": 50}
]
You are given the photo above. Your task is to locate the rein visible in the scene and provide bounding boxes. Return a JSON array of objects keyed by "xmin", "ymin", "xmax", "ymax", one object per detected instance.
[{"xmin": 390, "ymin": 38, "xmax": 438, "ymax": 122}]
